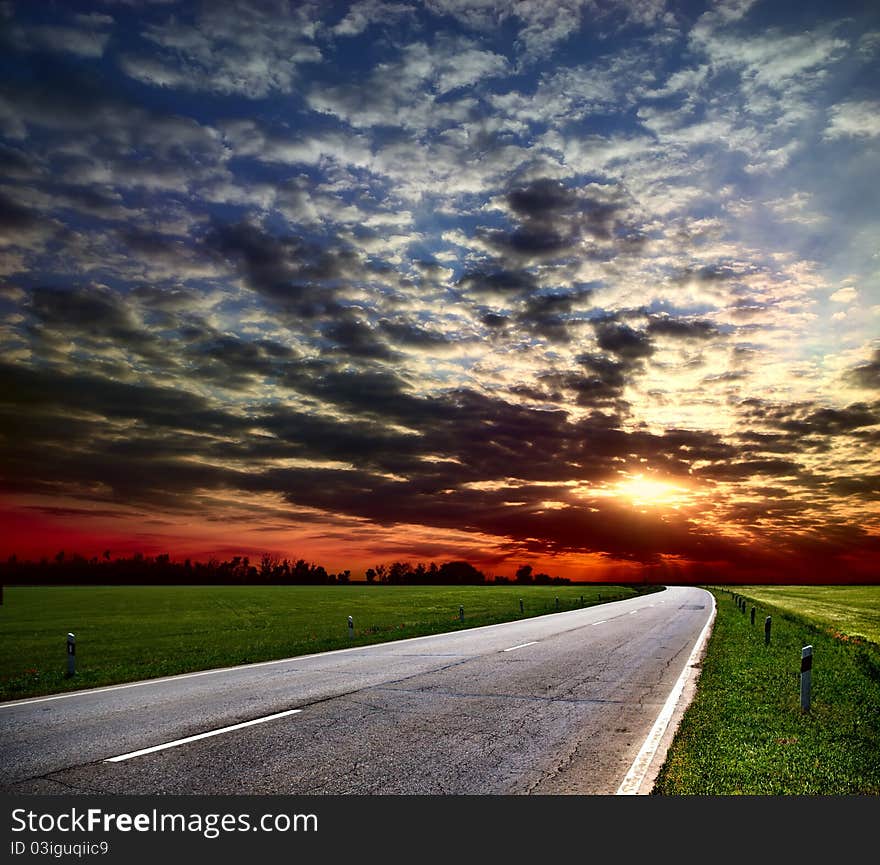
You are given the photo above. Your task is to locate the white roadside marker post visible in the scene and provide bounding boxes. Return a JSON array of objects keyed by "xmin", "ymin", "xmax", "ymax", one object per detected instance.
[
  {"xmin": 459, "ymin": 605, "xmax": 464, "ymax": 623},
  {"xmin": 519, "ymin": 598, "xmax": 524, "ymax": 614},
  {"xmin": 348, "ymin": 615, "xmax": 354, "ymax": 640},
  {"xmin": 800, "ymin": 645, "xmax": 812, "ymax": 712},
  {"xmin": 66, "ymin": 632, "xmax": 75, "ymax": 677},
  {"xmin": 555, "ymin": 596, "xmax": 559, "ymax": 611}
]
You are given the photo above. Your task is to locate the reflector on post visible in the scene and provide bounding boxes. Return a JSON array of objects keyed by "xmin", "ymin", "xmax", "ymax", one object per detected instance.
[
  {"xmin": 800, "ymin": 645, "xmax": 812, "ymax": 712},
  {"xmin": 66, "ymin": 632, "xmax": 75, "ymax": 677}
]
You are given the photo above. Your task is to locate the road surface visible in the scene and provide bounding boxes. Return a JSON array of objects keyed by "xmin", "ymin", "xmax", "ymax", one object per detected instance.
[{"xmin": 0, "ymin": 585, "xmax": 713, "ymax": 794}]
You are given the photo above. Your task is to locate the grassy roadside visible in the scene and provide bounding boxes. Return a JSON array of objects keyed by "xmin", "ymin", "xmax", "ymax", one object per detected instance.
[
  {"xmin": 730, "ymin": 585, "xmax": 880, "ymax": 645},
  {"xmin": 0, "ymin": 583, "xmax": 656, "ymax": 701},
  {"xmin": 652, "ymin": 587, "xmax": 880, "ymax": 795}
]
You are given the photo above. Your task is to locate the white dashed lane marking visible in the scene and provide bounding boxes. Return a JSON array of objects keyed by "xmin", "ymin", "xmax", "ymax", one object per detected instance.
[{"xmin": 104, "ymin": 709, "xmax": 303, "ymax": 763}]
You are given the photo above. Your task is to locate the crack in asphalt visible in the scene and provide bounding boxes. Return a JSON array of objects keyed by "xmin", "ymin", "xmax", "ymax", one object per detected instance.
[
  {"xmin": 36, "ymin": 773, "xmax": 101, "ymax": 795},
  {"xmin": 370, "ymin": 686, "xmax": 624, "ymax": 706}
]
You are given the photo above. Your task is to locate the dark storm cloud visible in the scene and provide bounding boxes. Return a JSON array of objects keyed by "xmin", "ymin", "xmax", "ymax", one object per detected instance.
[
  {"xmin": 539, "ymin": 361, "xmax": 626, "ymax": 409},
  {"xmin": 479, "ymin": 225, "xmax": 574, "ymax": 257},
  {"xmin": 190, "ymin": 334, "xmax": 300, "ymax": 370},
  {"xmin": 0, "ymin": 189, "xmax": 38, "ymax": 232},
  {"xmin": 378, "ymin": 318, "xmax": 454, "ymax": 348},
  {"xmin": 741, "ymin": 399, "xmax": 878, "ymax": 437},
  {"xmin": 257, "ymin": 406, "xmax": 422, "ymax": 468},
  {"xmin": 827, "ymin": 476, "xmax": 880, "ymax": 497},
  {"xmin": 205, "ymin": 220, "xmax": 366, "ymax": 323},
  {"xmin": 0, "ymin": 403, "xmax": 110, "ymax": 455},
  {"xmin": 754, "ymin": 486, "xmax": 795, "ymax": 499},
  {"xmin": 117, "ymin": 226, "xmax": 200, "ymax": 270},
  {"xmin": 0, "ymin": 143, "xmax": 39, "ymax": 179},
  {"xmin": 132, "ymin": 285, "xmax": 208, "ymax": 313},
  {"xmin": 517, "ymin": 289, "xmax": 591, "ymax": 343},
  {"xmin": 507, "ymin": 383, "xmax": 555, "ymax": 402},
  {"xmin": 779, "ymin": 405, "xmax": 878, "ymax": 436},
  {"xmin": 50, "ymin": 183, "xmax": 133, "ymax": 220},
  {"xmin": 323, "ymin": 315, "xmax": 397, "ymax": 360},
  {"xmin": 271, "ymin": 368, "xmax": 705, "ymax": 493},
  {"xmin": 458, "ymin": 267, "xmax": 539, "ymax": 297},
  {"xmin": 576, "ymin": 352, "xmax": 629, "ymax": 390},
  {"xmin": 646, "ymin": 316, "xmax": 719, "ymax": 340},
  {"xmin": 723, "ymin": 498, "xmax": 812, "ymax": 526},
  {"xmin": 534, "ymin": 331, "xmax": 700, "ymax": 412},
  {"xmin": 506, "ymin": 178, "xmax": 622, "ymax": 241},
  {"xmin": 592, "ymin": 320, "xmax": 654, "ymax": 360},
  {"xmin": 182, "ymin": 331, "xmax": 302, "ymax": 390},
  {"xmin": 481, "ymin": 312, "xmax": 508, "ymax": 328},
  {"xmin": 21, "ymin": 450, "xmax": 247, "ymax": 510},
  {"xmin": 473, "ymin": 178, "xmax": 631, "ymax": 263},
  {"xmin": 846, "ymin": 349, "xmax": 880, "ymax": 390},
  {"xmin": 25, "ymin": 506, "xmax": 138, "ymax": 520},
  {"xmin": 693, "ymin": 459, "xmax": 803, "ymax": 481},
  {"xmin": 30, "ymin": 284, "xmax": 135, "ymax": 332},
  {"xmin": 508, "ymin": 178, "xmax": 578, "ymax": 218},
  {"xmin": 285, "ymin": 367, "xmax": 415, "ymax": 420},
  {"xmin": 650, "ymin": 428, "xmax": 737, "ymax": 463},
  {"xmin": 0, "ymin": 366, "xmax": 255, "ymax": 510},
  {"xmin": 673, "ymin": 264, "xmax": 745, "ymax": 285},
  {"xmin": 0, "ymin": 361, "xmax": 250, "ymax": 437},
  {"xmin": 0, "ymin": 360, "xmax": 430, "ymax": 512},
  {"xmin": 24, "ymin": 284, "xmax": 176, "ymax": 368},
  {"xmin": 736, "ymin": 431, "xmax": 817, "ymax": 454},
  {"xmin": 1, "ymin": 74, "xmax": 221, "ymax": 159}
]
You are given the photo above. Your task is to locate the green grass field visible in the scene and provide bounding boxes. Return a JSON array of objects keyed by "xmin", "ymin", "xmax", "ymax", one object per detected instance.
[
  {"xmin": 653, "ymin": 587, "xmax": 880, "ymax": 795},
  {"xmin": 0, "ymin": 583, "xmax": 649, "ymax": 701},
  {"xmin": 729, "ymin": 585, "xmax": 880, "ymax": 645}
]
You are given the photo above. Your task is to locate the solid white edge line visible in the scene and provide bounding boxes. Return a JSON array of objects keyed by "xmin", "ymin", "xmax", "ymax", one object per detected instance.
[
  {"xmin": 502, "ymin": 641, "xmax": 539, "ymax": 652},
  {"xmin": 592, "ymin": 620, "xmax": 606, "ymax": 625},
  {"xmin": 2, "ymin": 590, "xmax": 668, "ymax": 709},
  {"xmin": 104, "ymin": 709, "xmax": 302, "ymax": 763},
  {"xmin": 616, "ymin": 591, "xmax": 716, "ymax": 795}
]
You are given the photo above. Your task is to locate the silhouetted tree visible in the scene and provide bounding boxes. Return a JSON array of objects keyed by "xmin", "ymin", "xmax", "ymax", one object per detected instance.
[
  {"xmin": 515, "ymin": 564, "xmax": 533, "ymax": 584},
  {"xmin": 437, "ymin": 560, "xmax": 485, "ymax": 584},
  {"xmin": 0, "ymin": 552, "xmax": 569, "ymax": 587}
]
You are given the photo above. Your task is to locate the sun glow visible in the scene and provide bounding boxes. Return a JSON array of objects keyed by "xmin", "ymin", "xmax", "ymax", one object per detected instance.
[{"xmin": 608, "ymin": 474, "xmax": 693, "ymax": 508}]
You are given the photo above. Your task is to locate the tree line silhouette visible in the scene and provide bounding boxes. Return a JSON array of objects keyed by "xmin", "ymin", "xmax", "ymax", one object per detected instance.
[{"xmin": 0, "ymin": 552, "xmax": 571, "ymax": 586}]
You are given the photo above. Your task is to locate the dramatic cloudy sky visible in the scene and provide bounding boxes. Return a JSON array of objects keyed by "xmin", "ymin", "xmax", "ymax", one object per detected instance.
[{"xmin": 1, "ymin": 0, "xmax": 878, "ymax": 581}]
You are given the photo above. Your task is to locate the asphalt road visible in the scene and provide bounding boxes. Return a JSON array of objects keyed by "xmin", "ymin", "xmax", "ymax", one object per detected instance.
[{"xmin": 0, "ymin": 585, "xmax": 713, "ymax": 795}]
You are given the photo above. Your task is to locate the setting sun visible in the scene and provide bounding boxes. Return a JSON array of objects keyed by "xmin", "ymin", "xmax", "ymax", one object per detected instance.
[{"xmin": 609, "ymin": 475, "xmax": 692, "ymax": 508}]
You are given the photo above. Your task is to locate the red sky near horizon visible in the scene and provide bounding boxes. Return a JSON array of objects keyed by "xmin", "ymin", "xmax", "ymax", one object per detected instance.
[{"xmin": 1, "ymin": 1, "xmax": 879, "ymax": 584}]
